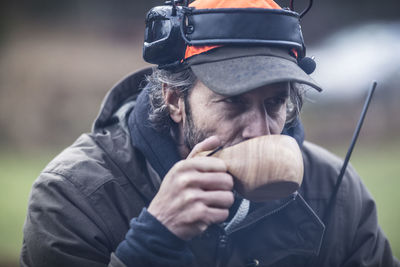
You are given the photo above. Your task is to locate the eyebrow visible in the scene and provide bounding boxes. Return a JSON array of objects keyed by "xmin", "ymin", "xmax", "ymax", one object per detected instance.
[
  {"xmin": 260, "ymin": 84, "xmax": 290, "ymax": 99},
  {"xmin": 210, "ymin": 84, "xmax": 290, "ymax": 102},
  {"xmin": 274, "ymin": 89, "xmax": 290, "ymax": 98}
]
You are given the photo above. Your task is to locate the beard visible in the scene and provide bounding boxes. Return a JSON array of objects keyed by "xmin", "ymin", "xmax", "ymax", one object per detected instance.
[{"xmin": 182, "ymin": 97, "xmax": 209, "ymax": 152}]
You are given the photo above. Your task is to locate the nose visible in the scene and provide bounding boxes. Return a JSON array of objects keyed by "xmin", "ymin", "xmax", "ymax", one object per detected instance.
[{"xmin": 242, "ymin": 107, "xmax": 270, "ymax": 139}]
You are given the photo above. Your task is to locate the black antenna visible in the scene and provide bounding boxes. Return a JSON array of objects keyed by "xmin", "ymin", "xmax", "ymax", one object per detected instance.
[
  {"xmin": 289, "ymin": 0, "xmax": 294, "ymax": 11},
  {"xmin": 322, "ymin": 81, "xmax": 377, "ymax": 224},
  {"xmin": 309, "ymin": 81, "xmax": 377, "ymax": 267},
  {"xmin": 300, "ymin": 0, "xmax": 313, "ymax": 18},
  {"xmin": 289, "ymin": 0, "xmax": 314, "ymax": 18}
]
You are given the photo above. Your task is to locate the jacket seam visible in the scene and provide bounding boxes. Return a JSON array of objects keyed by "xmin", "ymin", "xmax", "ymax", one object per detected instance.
[
  {"xmin": 43, "ymin": 166, "xmax": 115, "ymax": 196},
  {"xmin": 88, "ymin": 133, "xmax": 151, "ymax": 204},
  {"xmin": 41, "ymin": 170, "xmax": 118, "ymax": 249}
]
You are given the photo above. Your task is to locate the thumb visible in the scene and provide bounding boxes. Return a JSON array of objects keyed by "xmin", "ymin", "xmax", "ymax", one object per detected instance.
[{"xmin": 187, "ymin": 136, "xmax": 222, "ymax": 159}]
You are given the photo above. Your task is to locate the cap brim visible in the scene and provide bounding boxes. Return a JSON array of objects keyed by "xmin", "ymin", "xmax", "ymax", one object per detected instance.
[{"xmin": 189, "ymin": 50, "xmax": 322, "ymax": 96}]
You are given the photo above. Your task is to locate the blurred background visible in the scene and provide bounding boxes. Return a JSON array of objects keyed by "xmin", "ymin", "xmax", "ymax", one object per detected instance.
[{"xmin": 0, "ymin": 0, "xmax": 399, "ymax": 265}]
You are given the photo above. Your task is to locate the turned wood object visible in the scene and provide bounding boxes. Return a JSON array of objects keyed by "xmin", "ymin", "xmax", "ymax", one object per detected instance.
[{"xmin": 196, "ymin": 135, "xmax": 304, "ymax": 201}]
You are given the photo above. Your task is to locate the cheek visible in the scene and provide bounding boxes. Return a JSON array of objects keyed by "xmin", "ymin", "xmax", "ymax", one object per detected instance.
[
  {"xmin": 193, "ymin": 107, "xmax": 242, "ymax": 142},
  {"xmin": 269, "ymin": 106, "xmax": 287, "ymax": 134},
  {"xmin": 198, "ymin": 112, "xmax": 235, "ymax": 134}
]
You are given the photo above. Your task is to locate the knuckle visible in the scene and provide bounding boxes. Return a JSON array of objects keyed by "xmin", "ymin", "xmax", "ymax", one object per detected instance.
[
  {"xmin": 220, "ymin": 209, "xmax": 229, "ymax": 221},
  {"xmin": 194, "ymin": 202, "xmax": 207, "ymax": 218},
  {"xmin": 198, "ymin": 223, "xmax": 208, "ymax": 233},
  {"xmin": 194, "ymin": 219, "xmax": 209, "ymax": 232},
  {"xmin": 201, "ymin": 210, "xmax": 212, "ymax": 225},
  {"xmin": 227, "ymin": 173, "xmax": 234, "ymax": 183},
  {"xmin": 216, "ymin": 158, "xmax": 228, "ymax": 171},
  {"xmin": 214, "ymin": 173, "xmax": 233, "ymax": 190},
  {"xmin": 182, "ymin": 190, "xmax": 201, "ymax": 204},
  {"xmin": 181, "ymin": 191, "xmax": 191, "ymax": 204},
  {"xmin": 173, "ymin": 160, "xmax": 186, "ymax": 171},
  {"xmin": 177, "ymin": 172, "xmax": 198, "ymax": 189},
  {"xmin": 182, "ymin": 212, "xmax": 195, "ymax": 224},
  {"xmin": 187, "ymin": 175, "xmax": 202, "ymax": 189},
  {"xmin": 226, "ymin": 191, "xmax": 235, "ymax": 205},
  {"xmin": 206, "ymin": 157, "xmax": 226, "ymax": 171},
  {"xmin": 223, "ymin": 173, "xmax": 234, "ymax": 187},
  {"xmin": 218, "ymin": 192, "xmax": 234, "ymax": 207},
  {"xmin": 192, "ymin": 141, "xmax": 203, "ymax": 151},
  {"xmin": 217, "ymin": 209, "xmax": 229, "ymax": 222},
  {"xmin": 178, "ymin": 173, "xmax": 191, "ymax": 188},
  {"xmin": 217, "ymin": 157, "xmax": 227, "ymax": 165},
  {"xmin": 210, "ymin": 209, "xmax": 229, "ymax": 224}
]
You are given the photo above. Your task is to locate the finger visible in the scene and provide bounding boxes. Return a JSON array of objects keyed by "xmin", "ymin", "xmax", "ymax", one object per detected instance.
[
  {"xmin": 182, "ymin": 189, "xmax": 234, "ymax": 209},
  {"xmin": 187, "ymin": 135, "xmax": 222, "ymax": 159},
  {"xmin": 202, "ymin": 191, "xmax": 235, "ymax": 209},
  {"xmin": 189, "ymin": 172, "xmax": 233, "ymax": 191},
  {"xmin": 205, "ymin": 207, "xmax": 230, "ymax": 225},
  {"xmin": 175, "ymin": 157, "xmax": 227, "ymax": 173},
  {"xmin": 194, "ymin": 221, "xmax": 208, "ymax": 235}
]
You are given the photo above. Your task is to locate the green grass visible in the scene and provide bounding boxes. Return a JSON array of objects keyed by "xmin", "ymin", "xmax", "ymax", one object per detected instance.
[
  {"xmin": 348, "ymin": 143, "xmax": 400, "ymax": 258},
  {"xmin": 0, "ymin": 151, "xmax": 54, "ymax": 263},
  {"xmin": 0, "ymin": 143, "xmax": 399, "ymax": 265}
]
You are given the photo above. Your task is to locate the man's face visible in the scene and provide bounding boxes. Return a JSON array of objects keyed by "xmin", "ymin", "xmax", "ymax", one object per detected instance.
[{"xmin": 182, "ymin": 81, "xmax": 289, "ymax": 151}]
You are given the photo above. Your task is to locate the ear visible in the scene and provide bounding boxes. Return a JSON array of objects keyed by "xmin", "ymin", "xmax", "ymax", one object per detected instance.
[{"xmin": 162, "ymin": 83, "xmax": 185, "ymax": 124}]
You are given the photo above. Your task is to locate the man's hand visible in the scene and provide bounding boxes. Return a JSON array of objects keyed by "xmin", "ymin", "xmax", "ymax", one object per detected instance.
[{"xmin": 148, "ymin": 136, "xmax": 234, "ymax": 240}]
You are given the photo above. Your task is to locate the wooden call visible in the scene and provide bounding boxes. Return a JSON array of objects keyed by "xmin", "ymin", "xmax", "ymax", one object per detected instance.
[{"xmin": 197, "ymin": 135, "xmax": 304, "ymax": 202}]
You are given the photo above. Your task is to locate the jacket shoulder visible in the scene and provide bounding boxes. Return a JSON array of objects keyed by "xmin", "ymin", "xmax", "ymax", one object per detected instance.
[
  {"xmin": 301, "ymin": 141, "xmax": 342, "ymax": 197},
  {"xmin": 300, "ymin": 144, "xmax": 399, "ymax": 266},
  {"xmin": 42, "ymin": 133, "xmax": 121, "ymax": 197},
  {"xmin": 22, "ymin": 132, "xmax": 149, "ymax": 266},
  {"xmin": 300, "ymin": 141, "xmax": 364, "ymax": 207},
  {"xmin": 302, "ymin": 141, "xmax": 344, "ymax": 175}
]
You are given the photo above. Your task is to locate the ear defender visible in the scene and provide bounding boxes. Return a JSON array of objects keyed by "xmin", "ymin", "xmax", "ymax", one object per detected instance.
[
  {"xmin": 143, "ymin": 0, "xmax": 316, "ymax": 72},
  {"xmin": 298, "ymin": 56, "xmax": 316, "ymax": 74}
]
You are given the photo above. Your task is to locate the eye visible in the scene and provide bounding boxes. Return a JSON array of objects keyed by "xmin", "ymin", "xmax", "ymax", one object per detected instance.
[
  {"xmin": 224, "ymin": 96, "xmax": 244, "ymax": 104},
  {"xmin": 223, "ymin": 96, "xmax": 246, "ymax": 105},
  {"xmin": 264, "ymin": 97, "xmax": 287, "ymax": 113}
]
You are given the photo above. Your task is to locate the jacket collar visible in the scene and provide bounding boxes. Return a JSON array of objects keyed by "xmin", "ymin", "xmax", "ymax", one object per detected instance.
[
  {"xmin": 91, "ymin": 68, "xmax": 158, "ymax": 204},
  {"xmin": 93, "ymin": 67, "xmax": 153, "ymax": 132},
  {"xmin": 128, "ymin": 88, "xmax": 182, "ymax": 179}
]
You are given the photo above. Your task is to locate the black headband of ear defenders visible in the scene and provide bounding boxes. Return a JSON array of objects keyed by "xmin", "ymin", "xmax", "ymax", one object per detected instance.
[
  {"xmin": 143, "ymin": 4, "xmax": 311, "ymax": 72},
  {"xmin": 183, "ymin": 9, "xmax": 304, "ymax": 54}
]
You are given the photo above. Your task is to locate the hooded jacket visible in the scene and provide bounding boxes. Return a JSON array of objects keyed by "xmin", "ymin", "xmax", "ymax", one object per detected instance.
[{"xmin": 20, "ymin": 68, "xmax": 399, "ymax": 267}]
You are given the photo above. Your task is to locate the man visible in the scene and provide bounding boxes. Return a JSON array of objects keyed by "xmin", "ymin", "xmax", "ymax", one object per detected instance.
[{"xmin": 21, "ymin": 0, "xmax": 399, "ymax": 266}]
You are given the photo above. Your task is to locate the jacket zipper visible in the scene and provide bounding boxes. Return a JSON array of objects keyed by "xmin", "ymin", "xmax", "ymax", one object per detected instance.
[
  {"xmin": 227, "ymin": 194, "xmax": 296, "ymax": 235},
  {"xmin": 215, "ymin": 232, "xmax": 229, "ymax": 267},
  {"xmin": 214, "ymin": 194, "xmax": 297, "ymax": 266}
]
